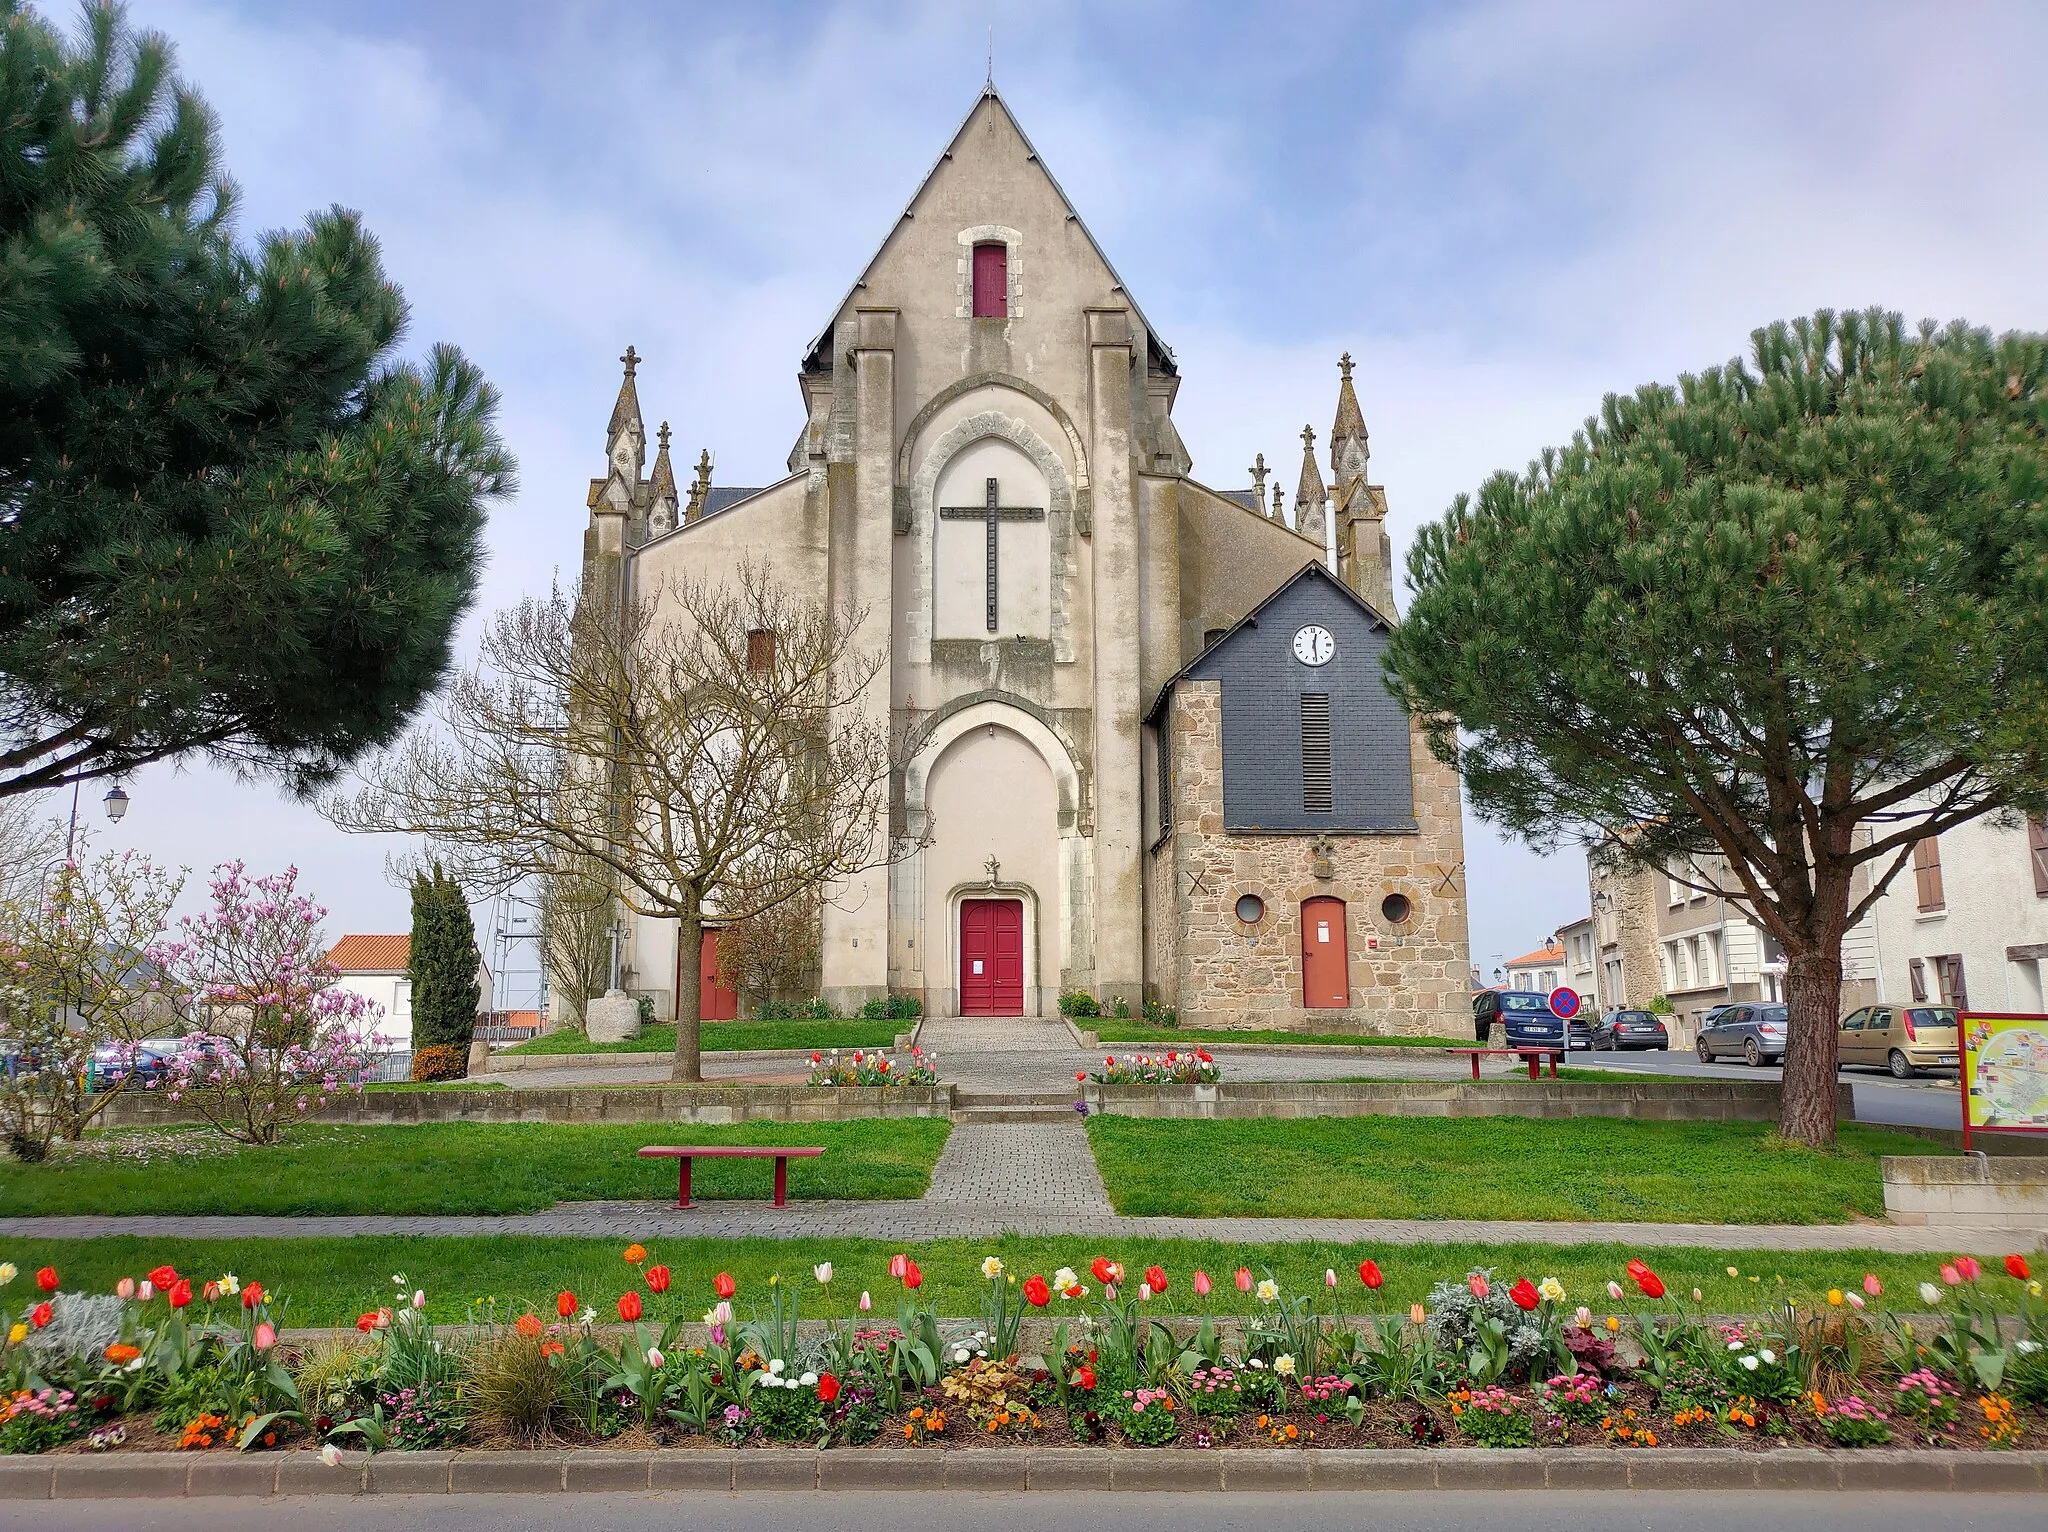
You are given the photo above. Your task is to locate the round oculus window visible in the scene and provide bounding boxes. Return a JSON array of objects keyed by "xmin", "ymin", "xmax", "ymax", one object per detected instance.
[
  {"xmin": 1234, "ymin": 894, "xmax": 1266, "ymax": 925},
  {"xmin": 1380, "ymin": 892, "xmax": 1413, "ymax": 925}
]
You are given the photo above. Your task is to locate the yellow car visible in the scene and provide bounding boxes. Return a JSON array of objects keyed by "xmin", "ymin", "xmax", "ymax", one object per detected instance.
[{"xmin": 1837, "ymin": 1004, "xmax": 1960, "ymax": 1078}]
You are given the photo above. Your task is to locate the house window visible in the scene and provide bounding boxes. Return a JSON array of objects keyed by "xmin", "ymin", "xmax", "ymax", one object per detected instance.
[
  {"xmin": 1936, "ymin": 954, "xmax": 1968, "ymax": 1008},
  {"xmin": 1154, "ymin": 723, "xmax": 1172, "ymax": 837},
  {"xmin": 1912, "ymin": 836, "xmax": 1944, "ymax": 912},
  {"xmin": 1907, "ymin": 957, "xmax": 1927, "ymax": 1002},
  {"xmin": 746, "ymin": 628, "xmax": 775, "ymax": 672},
  {"xmin": 971, "ymin": 242, "xmax": 1008, "ymax": 318},
  {"xmin": 394, "ymin": 980, "xmax": 413, "ymax": 1016},
  {"xmin": 2030, "ymin": 817, "xmax": 2048, "ymax": 898},
  {"xmin": 1299, "ymin": 694, "xmax": 1332, "ymax": 812}
]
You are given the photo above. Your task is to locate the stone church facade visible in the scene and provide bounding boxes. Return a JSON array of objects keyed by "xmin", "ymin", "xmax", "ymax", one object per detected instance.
[{"xmin": 579, "ymin": 86, "xmax": 1469, "ymax": 1034}]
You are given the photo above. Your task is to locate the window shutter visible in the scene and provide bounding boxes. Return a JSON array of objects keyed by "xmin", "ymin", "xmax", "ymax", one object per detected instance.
[
  {"xmin": 972, "ymin": 243, "xmax": 1008, "ymax": 318},
  {"xmin": 746, "ymin": 628, "xmax": 775, "ymax": 672},
  {"xmin": 1912, "ymin": 836, "xmax": 1944, "ymax": 911},
  {"xmin": 2030, "ymin": 817, "xmax": 2048, "ymax": 898},
  {"xmin": 1299, "ymin": 694, "xmax": 1332, "ymax": 812},
  {"xmin": 1907, "ymin": 957, "xmax": 1927, "ymax": 1003},
  {"xmin": 1938, "ymin": 954, "xmax": 1968, "ymax": 1008}
]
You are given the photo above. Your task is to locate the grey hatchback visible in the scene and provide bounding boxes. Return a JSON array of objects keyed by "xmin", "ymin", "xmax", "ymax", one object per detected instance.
[{"xmin": 1695, "ymin": 1002, "xmax": 1788, "ymax": 1066}]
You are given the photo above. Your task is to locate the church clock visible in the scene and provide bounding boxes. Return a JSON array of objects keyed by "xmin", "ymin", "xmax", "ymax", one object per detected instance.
[{"xmin": 1291, "ymin": 624, "xmax": 1335, "ymax": 666}]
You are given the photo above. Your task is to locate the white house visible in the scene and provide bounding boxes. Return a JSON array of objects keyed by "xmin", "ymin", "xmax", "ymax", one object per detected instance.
[
  {"xmin": 326, "ymin": 935, "xmax": 494, "ymax": 1048},
  {"xmin": 1866, "ymin": 814, "xmax": 2048, "ymax": 1015}
]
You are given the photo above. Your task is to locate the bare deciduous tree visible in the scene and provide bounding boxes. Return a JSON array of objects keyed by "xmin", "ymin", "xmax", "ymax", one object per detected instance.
[
  {"xmin": 538, "ymin": 855, "xmax": 614, "ymax": 1032},
  {"xmin": 329, "ymin": 563, "xmax": 907, "ymax": 1080}
]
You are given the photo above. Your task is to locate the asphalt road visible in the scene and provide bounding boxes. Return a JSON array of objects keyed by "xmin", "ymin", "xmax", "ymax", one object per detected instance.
[
  {"xmin": 7, "ymin": 1493, "xmax": 2042, "ymax": 1532},
  {"xmin": 1573, "ymin": 1046, "xmax": 1963, "ymax": 1130}
]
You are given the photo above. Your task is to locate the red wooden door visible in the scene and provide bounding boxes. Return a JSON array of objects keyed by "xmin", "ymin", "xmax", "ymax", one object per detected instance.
[
  {"xmin": 699, "ymin": 929, "xmax": 738, "ymax": 1021},
  {"xmin": 959, "ymin": 898, "xmax": 1024, "ymax": 1014},
  {"xmin": 1301, "ymin": 897, "xmax": 1349, "ymax": 1009},
  {"xmin": 971, "ymin": 242, "xmax": 1008, "ymax": 317}
]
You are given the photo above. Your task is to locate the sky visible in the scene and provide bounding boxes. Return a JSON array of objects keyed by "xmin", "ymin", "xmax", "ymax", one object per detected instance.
[{"xmin": 38, "ymin": 0, "xmax": 2048, "ymax": 1003}]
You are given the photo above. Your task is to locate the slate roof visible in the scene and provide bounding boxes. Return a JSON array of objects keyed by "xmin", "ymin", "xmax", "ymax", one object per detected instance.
[
  {"xmin": 1216, "ymin": 489, "xmax": 1258, "ymax": 510},
  {"xmin": 702, "ymin": 487, "xmax": 765, "ymax": 516}
]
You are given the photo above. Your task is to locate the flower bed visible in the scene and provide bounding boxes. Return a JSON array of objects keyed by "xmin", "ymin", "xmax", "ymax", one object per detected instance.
[
  {"xmin": 1086, "ymin": 1050, "xmax": 1219, "ymax": 1086},
  {"xmin": 805, "ymin": 1046, "xmax": 939, "ymax": 1087},
  {"xmin": 2, "ymin": 1249, "xmax": 2044, "ymax": 1459}
]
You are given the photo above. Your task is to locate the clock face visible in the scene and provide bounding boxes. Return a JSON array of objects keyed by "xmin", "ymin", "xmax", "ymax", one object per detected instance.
[{"xmin": 1292, "ymin": 624, "xmax": 1335, "ymax": 666}]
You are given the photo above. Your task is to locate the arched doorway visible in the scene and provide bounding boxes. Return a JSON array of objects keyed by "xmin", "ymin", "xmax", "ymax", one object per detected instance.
[{"xmin": 1301, "ymin": 897, "xmax": 1350, "ymax": 1009}]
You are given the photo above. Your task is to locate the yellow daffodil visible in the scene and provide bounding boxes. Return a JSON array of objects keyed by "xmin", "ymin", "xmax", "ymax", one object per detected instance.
[
  {"xmin": 1604, "ymin": 1316, "xmax": 1620, "ymax": 1333},
  {"xmin": 1827, "ymin": 1290, "xmax": 1844, "ymax": 1307},
  {"xmin": 0, "ymin": 1263, "xmax": 16, "ymax": 1287},
  {"xmin": 982, "ymin": 1257, "xmax": 1005, "ymax": 1280},
  {"xmin": 6, "ymin": 1323, "xmax": 24, "ymax": 1345},
  {"xmin": 1537, "ymin": 1276, "xmax": 1565, "ymax": 1303}
]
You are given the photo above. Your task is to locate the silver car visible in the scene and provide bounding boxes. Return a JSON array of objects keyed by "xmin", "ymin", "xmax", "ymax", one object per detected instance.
[{"xmin": 1695, "ymin": 1002, "xmax": 1787, "ymax": 1066}]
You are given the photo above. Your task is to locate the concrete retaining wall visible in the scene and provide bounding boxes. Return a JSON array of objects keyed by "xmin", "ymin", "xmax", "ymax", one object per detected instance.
[
  {"xmin": 1080, "ymin": 1079, "xmax": 1850, "ymax": 1122},
  {"xmin": 97, "ymin": 1085, "xmax": 954, "ymax": 1129},
  {"xmin": 1883, "ymin": 1154, "xmax": 2048, "ymax": 1228}
]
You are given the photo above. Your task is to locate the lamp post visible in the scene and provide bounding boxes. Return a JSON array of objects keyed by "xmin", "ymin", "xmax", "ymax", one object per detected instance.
[{"xmin": 60, "ymin": 779, "xmax": 130, "ymax": 864}]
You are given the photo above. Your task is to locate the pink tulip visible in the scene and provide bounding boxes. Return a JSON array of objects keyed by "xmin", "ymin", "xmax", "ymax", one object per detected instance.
[
  {"xmin": 859, "ymin": 1290, "xmax": 872, "ymax": 1312},
  {"xmin": 1138, "ymin": 1283, "xmax": 1152, "ymax": 1301},
  {"xmin": 115, "ymin": 1278, "xmax": 135, "ymax": 1301},
  {"xmin": 1235, "ymin": 1268, "xmax": 1253, "ymax": 1292},
  {"xmin": 1607, "ymin": 1281, "xmax": 1623, "ymax": 1300},
  {"xmin": 1193, "ymin": 1271, "xmax": 1212, "ymax": 1298},
  {"xmin": 1956, "ymin": 1256, "xmax": 1981, "ymax": 1282},
  {"xmin": 1863, "ymin": 1274, "xmax": 1882, "ymax": 1297},
  {"xmin": 138, "ymin": 1281, "xmax": 155, "ymax": 1303},
  {"xmin": 1941, "ymin": 1264, "xmax": 1961, "ymax": 1286},
  {"xmin": 254, "ymin": 1322, "xmax": 276, "ymax": 1351},
  {"xmin": 1468, "ymin": 1273, "xmax": 1489, "ymax": 1299},
  {"xmin": 1325, "ymin": 1269, "xmax": 1338, "ymax": 1289}
]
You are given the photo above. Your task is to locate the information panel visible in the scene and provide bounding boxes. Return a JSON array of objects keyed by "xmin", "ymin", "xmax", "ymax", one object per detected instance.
[{"xmin": 1959, "ymin": 1011, "xmax": 2048, "ymax": 1150}]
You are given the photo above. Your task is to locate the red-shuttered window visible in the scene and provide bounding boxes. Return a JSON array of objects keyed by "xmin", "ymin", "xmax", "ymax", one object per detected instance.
[{"xmin": 972, "ymin": 242, "xmax": 1008, "ymax": 318}]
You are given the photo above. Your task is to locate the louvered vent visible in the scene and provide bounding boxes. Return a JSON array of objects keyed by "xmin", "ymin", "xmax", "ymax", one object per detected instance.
[{"xmin": 1300, "ymin": 693, "xmax": 1333, "ymax": 812}]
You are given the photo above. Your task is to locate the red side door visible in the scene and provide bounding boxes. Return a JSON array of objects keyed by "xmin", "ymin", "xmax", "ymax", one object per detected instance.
[
  {"xmin": 1301, "ymin": 897, "xmax": 1350, "ymax": 1009},
  {"xmin": 960, "ymin": 898, "xmax": 1024, "ymax": 1015},
  {"xmin": 699, "ymin": 929, "xmax": 738, "ymax": 1021}
]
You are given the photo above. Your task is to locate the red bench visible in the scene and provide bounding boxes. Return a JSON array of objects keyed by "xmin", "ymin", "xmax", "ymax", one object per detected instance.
[
  {"xmin": 637, "ymin": 1145, "xmax": 823, "ymax": 1209},
  {"xmin": 1446, "ymin": 1047, "xmax": 1566, "ymax": 1081}
]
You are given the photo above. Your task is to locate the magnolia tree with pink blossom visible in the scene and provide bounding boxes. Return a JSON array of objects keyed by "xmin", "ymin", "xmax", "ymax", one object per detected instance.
[{"xmin": 152, "ymin": 863, "xmax": 384, "ymax": 1145}]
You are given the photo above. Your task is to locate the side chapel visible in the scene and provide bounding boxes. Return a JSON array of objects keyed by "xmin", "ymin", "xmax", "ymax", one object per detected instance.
[{"xmin": 580, "ymin": 86, "xmax": 1470, "ymax": 1034}]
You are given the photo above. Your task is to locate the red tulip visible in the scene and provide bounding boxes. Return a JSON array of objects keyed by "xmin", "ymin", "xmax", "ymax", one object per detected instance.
[
  {"xmin": 30, "ymin": 1301, "xmax": 52, "ymax": 1328},
  {"xmin": 818, "ymin": 1373, "xmax": 841, "ymax": 1404},
  {"xmin": 1235, "ymin": 1267, "xmax": 1253, "ymax": 1292},
  {"xmin": 1509, "ymin": 1278, "xmax": 1540, "ymax": 1312},
  {"xmin": 34, "ymin": 1266, "xmax": 58, "ymax": 1293},
  {"xmin": 1075, "ymin": 1365, "xmax": 1096, "ymax": 1390},
  {"xmin": 2006, "ymin": 1254, "xmax": 2031, "ymax": 1282},
  {"xmin": 903, "ymin": 1260, "xmax": 923, "ymax": 1290},
  {"xmin": 557, "ymin": 1289, "xmax": 578, "ymax": 1318},
  {"xmin": 1145, "ymin": 1265, "xmax": 1168, "ymax": 1294},
  {"xmin": 1359, "ymin": 1260, "xmax": 1384, "ymax": 1289},
  {"xmin": 147, "ymin": 1265, "xmax": 179, "ymax": 1291},
  {"xmin": 713, "ymin": 1272, "xmax": 736, "ymax": 1299},
  {"xmin": 646, "ymin": 1265, "xmax": 672, "ymax": 1294},
  {"xmin": 1023, "ymin": 1275, "xmax": 1051, "ymax": 1308},
  {"xmin": 888, "ymin": 1254, "xmax": 909, "ymax": 1280},
  {"xmin": 1635, "ymin": 1270, "xmax": 1665, "ymax": 1300},
  {"xmin": 1194, "ymin": 1270, "xmax": 1212, "ymax": 1297},
  {"xmin": 1625, "ymin": 1259, "xmax": 1651, "ymax": 1282},
  {"xmin": 168, "ymin": 1279, "xmax": 192, "ymax": 1310},
  {"xmin": 618, "ymin": 1291, "xmax": 643, "ymax": 1322},
  {"xmin": 1076, "ymin": 1072, "xmax": 1087, "ymax": 1082},
  {"xmin": 1091, "ymin": 1257, "xmax": 1123, "ymax": 1285},
  {"xmin": 241, "ymin": 1282, "xmax": 264, "ymax": 1309},
  {"xmin": 356, "ymin": 1312, "xmax": 378, "ymax": 1333}
]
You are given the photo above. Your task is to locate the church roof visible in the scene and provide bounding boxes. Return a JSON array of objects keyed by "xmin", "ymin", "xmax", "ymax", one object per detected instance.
[
  {"xmin": 703, "ymin": 486, "xmax": 766, "ymax": 516},
  {"xmin": 801, "ymin": 84, "xmax": 1175, "ymax": 377},
  {"xmin": 1143, "ymin": 560, "xmax": 1392, "ymax": 724},
  {"xmin": 1215, "ymin": 489, "xmax": 1259, "ymax": 511}
]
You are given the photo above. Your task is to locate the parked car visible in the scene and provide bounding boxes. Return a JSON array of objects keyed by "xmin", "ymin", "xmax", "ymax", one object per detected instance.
[
  {"xmin": 1838, "ymin": 1005, "xmax": 1960, "ymax": 1078},
  {"xmin": 1695, "ymin": 1003, "xmax": 1787, "ymax": 1066},
  {"xmin": 1591, "ymin": 1009, "xmax": 1670, "ymax": 1051},
  {"xmin": 1473, "ymin": 990, "xmax": 1568, "ymax": 1049},
  {"xmin": 90, "ymin": 1039, "xmax": 176, "ymax": 1089}
]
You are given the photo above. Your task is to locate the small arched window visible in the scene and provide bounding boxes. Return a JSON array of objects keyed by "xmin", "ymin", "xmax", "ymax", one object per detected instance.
[{"xmin": 971, "ymin": 242, "xmax": 1008, "ymax": 318}]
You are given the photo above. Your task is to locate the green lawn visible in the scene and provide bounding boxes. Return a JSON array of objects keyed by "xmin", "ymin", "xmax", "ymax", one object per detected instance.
[
  {"xmin": 1086, "ymin": 1116, "xmax": 1931, "ymax": 1224},
  {"xmin": 0, "ymin": 1236, "xmax": 1982, "ymax": 1328},
  {"xmin": 1091, "ymin": 1024, "xmax": 1471, "ymax": 1049},
  {"xmin": 501, "ymin": 1020, "xmax": 903, "ymax": 1056},
  {"xmin": 0, "ymin": 1120, "xmax": 950, "ymax": 1216}
]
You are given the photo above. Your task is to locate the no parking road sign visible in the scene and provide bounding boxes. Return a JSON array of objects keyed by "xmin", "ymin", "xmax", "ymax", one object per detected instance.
[{"xmin": 1549, "ymin": 987, "xmax": 1581, "ymax": 1019}]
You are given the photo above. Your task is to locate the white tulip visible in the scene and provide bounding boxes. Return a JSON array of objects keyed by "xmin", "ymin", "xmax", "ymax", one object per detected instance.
[{"xmin": 814, "ymin": 1263, "xmax": 833, "ymax": 1285}]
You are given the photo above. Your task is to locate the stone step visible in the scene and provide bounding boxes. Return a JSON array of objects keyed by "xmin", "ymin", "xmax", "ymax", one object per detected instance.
[
  {"xmin": 949, "ymin": 1090, "xmax": 1079, "ymax": 1107},
  {"xmin": 950, "ymin": 1105, "xmax": 1083, "ymax": 1124}
]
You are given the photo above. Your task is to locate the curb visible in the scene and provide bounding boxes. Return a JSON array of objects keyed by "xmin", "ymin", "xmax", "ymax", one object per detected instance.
[{"xmin": 2, "ymin": 1448, "xmax": 2042, "ymax": 1498}]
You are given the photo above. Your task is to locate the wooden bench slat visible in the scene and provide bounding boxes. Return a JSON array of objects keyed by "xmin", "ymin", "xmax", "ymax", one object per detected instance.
[{"xmin": 637, "ymin": 1146, "xmax": 824, "ymax": 1158}]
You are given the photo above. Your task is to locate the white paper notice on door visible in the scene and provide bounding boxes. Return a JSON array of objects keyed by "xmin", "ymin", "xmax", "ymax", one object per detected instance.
[
  {"xmin": 972, "ymin": 960, "xmax": 984, "ymax": 975},
  {"xmin": 1318, "ymin": 923, "xmax": 1330, "ymax": 943}
]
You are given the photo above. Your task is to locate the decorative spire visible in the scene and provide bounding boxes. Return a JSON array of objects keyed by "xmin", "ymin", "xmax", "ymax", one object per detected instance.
[
  {"xmin": 606, "ymin": 345, "xmax": 646, "ymax": 477},
  {"xmin": 1330, "ymin": 351, "xmax": 1367, "ymax": 461},
  {"xmin": 1294, "ymin": 423, "xmax": 1327, "ymax": 546},
  {"xmin": 684, "ymin": 448, "xmax": 712, "ymax": 524},
  {"xmin": 1327, "ymin": 351, "xmax": 1394, "ymax": 611},
  {"xmin": 1271, "ymin": 482, "xmax": 1287, "ymax": 524},
  {"xmin": 1248, "ymin": 452, "xmax": 1268, "ymax": 514},
  {"xmin": 647, "ymin": 421, "xmax": 679, "ymax": 535}
]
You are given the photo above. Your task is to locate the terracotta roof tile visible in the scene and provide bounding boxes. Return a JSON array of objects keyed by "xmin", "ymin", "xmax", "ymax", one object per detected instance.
[
  {"xmin": 1503, "ymin": 942, "xmax": 1566, "ymax": 968},
  {"xmin": 328, "ymin": 934, "xmax": 410, "ymax": 973}
]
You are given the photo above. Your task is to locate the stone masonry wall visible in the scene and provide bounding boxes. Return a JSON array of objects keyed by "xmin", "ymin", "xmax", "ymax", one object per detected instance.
[{"xmin": 1166, "ymin": 680, "xmax": 1471, "ymax": 1035}]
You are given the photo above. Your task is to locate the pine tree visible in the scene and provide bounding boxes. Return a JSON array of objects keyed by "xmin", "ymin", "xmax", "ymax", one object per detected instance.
[
  {"xmin": 0, "ymin": 3, "xmax": 514, "ymax": 800},
  {"xmin": 408, "ymin": 865, "xmax": 479, "ymax": 1080},
  {"xmin": 1387, "ymin": 309, "xmax": 2048, "ymax": 1147}
]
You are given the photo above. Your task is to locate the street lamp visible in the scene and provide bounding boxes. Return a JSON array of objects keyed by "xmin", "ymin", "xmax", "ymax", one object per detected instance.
[{"xmin": 102, "ymin": 784, "xmax": 129, "ymax": 822}]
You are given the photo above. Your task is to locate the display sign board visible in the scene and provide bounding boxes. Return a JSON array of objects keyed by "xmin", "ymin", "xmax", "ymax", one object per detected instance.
[
  {"xmin": 1959, "ymin": 1011, "xmax": 2048, "ymax": 1151},
  {"xmin": 1549, "ymin": 987, "xmax": 1581, "ymax": 1020}
]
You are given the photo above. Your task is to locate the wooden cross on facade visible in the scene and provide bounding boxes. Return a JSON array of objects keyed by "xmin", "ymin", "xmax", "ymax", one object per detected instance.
[{"xmin": 940, "ymin": 476, "xmax": 1045, "ymax": 632}]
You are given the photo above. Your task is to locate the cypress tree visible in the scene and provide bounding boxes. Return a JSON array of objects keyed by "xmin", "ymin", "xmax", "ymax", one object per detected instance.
[{"xmin": 408, "ymin": 865, "xmax": 480, "ymax": 1080}]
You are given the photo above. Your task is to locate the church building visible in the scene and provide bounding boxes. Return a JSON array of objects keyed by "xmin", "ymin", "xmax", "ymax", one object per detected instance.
[{"xmin": 580, "ymin": 86, "xmax": 1470, "ymax": 1035}]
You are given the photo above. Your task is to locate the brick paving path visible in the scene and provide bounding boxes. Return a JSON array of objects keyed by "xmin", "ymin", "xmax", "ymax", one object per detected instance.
[{"xmin": 923, "ymin": 1121, "xmax": 1113, "ymax": 1214}]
